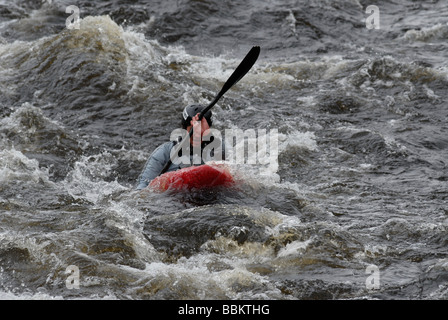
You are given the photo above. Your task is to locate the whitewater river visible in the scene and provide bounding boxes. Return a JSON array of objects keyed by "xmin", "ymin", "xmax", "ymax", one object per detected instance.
[{"xmin": 0, "ymin": 0, "xmax": 447, "ymax": 300}]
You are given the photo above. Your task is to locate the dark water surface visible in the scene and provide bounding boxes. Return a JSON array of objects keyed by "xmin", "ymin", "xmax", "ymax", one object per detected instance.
[{"xmin": 0, "ymin": 0, "xmax": 447, "ymax": 299}]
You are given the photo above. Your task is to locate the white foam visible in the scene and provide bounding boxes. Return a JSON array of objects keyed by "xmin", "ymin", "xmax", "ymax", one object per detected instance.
[
  {"xmin": 0, "ymin": 290, "xmax": 64, "ymax": 300},
  {"xmin": 0, "ymin": 147, "xmax": 54, "ymax": 186},
  {"xmin": 0, "ymin": 103, "xmax": 66, "ymax": 150},
  {"xmin": 278, "ymin": 130, "xmax": 318, "ymax": 153},
  {"xmin": 134, "ymin": 251, "xmax": 285, "ymax": 299},
  {"xmin": 277, "ymin": 238, "xmax": 313, "ymax": 258},
  {"xmin": 404, "ymin": 23, "xmax": 448, "ymax": 42},
  {"xmin": 62, "ymin": 151, "xmax": 128, "ymax": 203}
]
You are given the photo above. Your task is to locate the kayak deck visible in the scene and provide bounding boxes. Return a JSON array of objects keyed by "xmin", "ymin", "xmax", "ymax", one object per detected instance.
[{"xmin": 148, "ymin": 164, "xmax": 234, "ymax": 191}]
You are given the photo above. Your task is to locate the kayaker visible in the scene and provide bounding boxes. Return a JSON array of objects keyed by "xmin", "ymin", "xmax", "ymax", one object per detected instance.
[{"xmin": 136, "ymin": 104, "xmax": 225, "ymax": 190}]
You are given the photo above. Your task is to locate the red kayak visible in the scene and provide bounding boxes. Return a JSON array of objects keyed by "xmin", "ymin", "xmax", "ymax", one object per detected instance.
[{"xmin": 149, "ymin": 164, "xmax": 234, "ymax": 191}]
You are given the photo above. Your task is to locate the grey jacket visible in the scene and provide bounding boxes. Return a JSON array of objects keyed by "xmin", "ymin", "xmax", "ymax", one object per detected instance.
[{"xmin": 136, "ymin": 140, "xmax": 225, "ymax": 190}]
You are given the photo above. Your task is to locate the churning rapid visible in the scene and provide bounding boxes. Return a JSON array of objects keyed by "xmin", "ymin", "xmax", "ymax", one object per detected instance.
[{"xmin": 0, "ymin": 0, "xmax": 447, "ymax": 300}]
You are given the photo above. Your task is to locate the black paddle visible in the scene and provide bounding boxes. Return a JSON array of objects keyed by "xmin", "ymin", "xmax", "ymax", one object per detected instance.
[{"xmin": 159, "ymin": 46, "xmax": 261, "ymax": 175}]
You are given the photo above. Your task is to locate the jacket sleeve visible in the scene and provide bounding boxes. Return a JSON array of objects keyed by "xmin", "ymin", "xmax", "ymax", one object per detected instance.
[{"xmin": 136, "ymin": 142, "xmax": 175, "ymax": 190}]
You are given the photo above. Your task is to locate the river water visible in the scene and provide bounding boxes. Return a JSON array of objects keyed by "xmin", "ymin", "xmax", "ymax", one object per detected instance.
[{"xmin": 0, "ymin": 0, "xmax": 447, "ymax": 300}]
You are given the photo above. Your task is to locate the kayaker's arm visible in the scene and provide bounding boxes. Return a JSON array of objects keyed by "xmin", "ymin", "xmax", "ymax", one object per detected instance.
[{"xmin": 136, "ymin": 142, "xmax": 177, "ymax": 190}]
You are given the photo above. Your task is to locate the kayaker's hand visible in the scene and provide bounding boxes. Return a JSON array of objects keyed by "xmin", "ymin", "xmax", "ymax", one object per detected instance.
[{"xmin": 190, "ymin": 113, "xmax": 210, "ymax": 147}]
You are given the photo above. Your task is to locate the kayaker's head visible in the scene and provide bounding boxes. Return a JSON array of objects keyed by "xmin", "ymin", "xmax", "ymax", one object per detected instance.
[
  {"xmin": 182, "ymin": 104, "xmax": 213, "ymax": 147},
  {"xmin": 181, "ymin": 104, "xmax": 212, "ymax": 129}
]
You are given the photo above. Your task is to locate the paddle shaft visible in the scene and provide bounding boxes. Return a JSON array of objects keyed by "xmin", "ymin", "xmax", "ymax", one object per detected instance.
[{"xmin": 158, "ymin": 46, "xmax": 260, "ymax": 175}]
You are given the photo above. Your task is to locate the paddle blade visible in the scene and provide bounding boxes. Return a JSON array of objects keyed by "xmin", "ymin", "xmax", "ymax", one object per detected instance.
[
  {"xmin": 218, "ymin": 46, "xmax": 260, "ymax": 98},
  {"xmin": 200, "ymin": 46, "xmax": 260, "ymax": 118}
]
